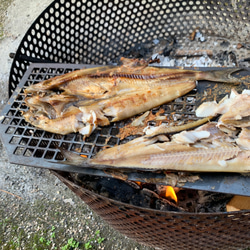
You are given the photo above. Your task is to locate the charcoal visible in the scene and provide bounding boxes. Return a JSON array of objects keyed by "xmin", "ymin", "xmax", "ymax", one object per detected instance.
[
  {"xmin": 196, "ymin": 191, "xmax": 233, "ymax": 213},
  {"xmin": 120, "ymin": 37, "xmax": 176, "ymax": 61},
  {"xmin": 70, "ymin": 173, "xmax": 234, "ymax": 213},
  {"xmin": 214, "ymin": 51, "xmax": 238, "ymax": 66}
]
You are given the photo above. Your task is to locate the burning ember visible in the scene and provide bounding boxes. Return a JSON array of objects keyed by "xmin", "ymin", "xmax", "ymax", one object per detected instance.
[
  {"xmin": 164, "ymin": 186, "xmax": 178, "ymax": 203},
  {"xmin": 157, "ymin": 185, "xmax": 178, "ymax": 204}
]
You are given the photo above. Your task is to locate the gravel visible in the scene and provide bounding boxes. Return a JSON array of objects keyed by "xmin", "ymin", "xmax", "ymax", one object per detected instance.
[{"xmin": 0, "ymin": 1, "xmax": 154, "ymax": 249}]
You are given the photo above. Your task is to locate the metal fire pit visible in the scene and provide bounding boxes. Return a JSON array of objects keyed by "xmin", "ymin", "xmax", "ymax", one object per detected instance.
[
  {"xmin": 53, "ymin": 171, "xmax": 250, "ymax": 250},
  {"xmin": 1, "ymin": 63, "xmax": 250, "ymax": 249},
  {"xmin": 2, "ymin": 0, "xmax": 250, "ymax": 249}
]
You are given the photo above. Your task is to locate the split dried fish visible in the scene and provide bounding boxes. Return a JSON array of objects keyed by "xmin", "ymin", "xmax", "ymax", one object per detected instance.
[
  {"xmin": 61, "ymin": 122, "xmax": 250, "ymax": 173},
  {"xmin": 23, "ymin": 58, "xmax": 241, "ymax": 136}
]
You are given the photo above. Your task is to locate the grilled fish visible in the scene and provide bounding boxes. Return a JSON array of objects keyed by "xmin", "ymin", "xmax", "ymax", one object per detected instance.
[
  {"xmin": 23, "ymin": 58, "xmax": 241, "ymax": 136},
  {"xmin": 61, "ymin": 122, "xmax": 250, "ymax": 173}
]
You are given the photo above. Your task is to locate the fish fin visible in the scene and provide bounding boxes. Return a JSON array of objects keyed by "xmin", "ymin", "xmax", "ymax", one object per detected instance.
[
  {"xmin": 198, "ymin": 68, "xmax": 244, "ymax": 83},
  {"xmin": 145, "ymin": 117, "xmax": 213, "ymax": 138},
  {"xmin": 120, "ymin": 57, "xmax": 149, "ymax": 67},
  {"xmin": 58, "ymin": 147, "xmax": 89, "ymax": 165}
]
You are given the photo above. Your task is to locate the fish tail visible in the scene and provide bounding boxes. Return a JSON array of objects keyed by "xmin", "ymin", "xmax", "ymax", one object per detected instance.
[{"xmin": 197, "ymin": 68, "xmax": 243, "ymax": 83}]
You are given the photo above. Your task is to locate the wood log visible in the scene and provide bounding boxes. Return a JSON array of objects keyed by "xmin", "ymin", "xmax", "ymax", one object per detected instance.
[{"xmin": 226, "ymin": 195, "xmax": 250, "ymax": 212}]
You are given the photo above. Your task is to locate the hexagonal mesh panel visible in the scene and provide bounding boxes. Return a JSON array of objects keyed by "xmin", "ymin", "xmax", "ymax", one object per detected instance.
[{"xmin": 9, "ymin": 0, "xmax": 250, "ymax": 96}]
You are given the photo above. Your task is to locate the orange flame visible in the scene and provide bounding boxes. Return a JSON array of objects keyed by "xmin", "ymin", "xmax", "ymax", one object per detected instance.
[
  {"xmin": 165, "ymin": 186, "xmax": 178, "ymax": 203},
  {"xmin": 135, "ymin": 181, "xmax": 143, "ymax": 188}
]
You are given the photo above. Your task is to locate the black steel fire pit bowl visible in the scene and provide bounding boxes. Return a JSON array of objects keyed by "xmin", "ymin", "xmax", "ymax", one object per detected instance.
[
  {"xmin": 53, "ymin": 170, "xmax": 250, "ymax": 250},
  {"xmin": 3, "ymin": 0, "xmax": 250, "ymax": 249}
]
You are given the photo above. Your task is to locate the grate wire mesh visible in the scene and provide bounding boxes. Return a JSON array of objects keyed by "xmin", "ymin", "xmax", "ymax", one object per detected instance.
[{"xmin": 3, "ymin": 63, "xmax": 250, "ymax": 171}]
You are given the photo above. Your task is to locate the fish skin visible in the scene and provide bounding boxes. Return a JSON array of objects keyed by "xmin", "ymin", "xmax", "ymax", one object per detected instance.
[
  {"xmin": 25, "ymin": 93, "xmax": 79, "ymax": 119},
  {"xmin": 24, "ymin": 65, "xmax": 114, "ymax": 95},
  {"xmin": 219, "ymin": 93, "xmax": 250, "ymax": 128},
  {"xmin": 236, "ymin": 128, "xmax": 250, "ymax": 150},
  {"xmin": 23, "ymin": 59, "xmax": 242, "ymax": 136},
  {"xmin": 196, "ymin": 89, "xmax": 250, "ymax": 135}
]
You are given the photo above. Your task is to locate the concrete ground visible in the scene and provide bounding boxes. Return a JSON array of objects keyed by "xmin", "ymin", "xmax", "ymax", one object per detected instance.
[{"xmin": 0, "ymin": 1, "xmax": 154, "ymax": 249}]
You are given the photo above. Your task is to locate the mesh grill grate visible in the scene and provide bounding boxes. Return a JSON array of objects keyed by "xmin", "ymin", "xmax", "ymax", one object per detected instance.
[
  {"xmin": 3, "ymin": 63, "xmax": 250, "ymax": 171},
  {"xmin": 9, "ymin": 0, "xmax": 250, "ymax": 96},
  {"xmin": 2, "ymin": 64, "xmax": 121, "ymax": 170},
  {"xmin": 1, "ymin": 63, "xmax": 199, "ymax": 169}
]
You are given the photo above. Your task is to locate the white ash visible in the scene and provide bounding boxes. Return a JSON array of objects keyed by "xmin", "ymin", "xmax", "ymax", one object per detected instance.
[{"xmin": 151, "ymin": 35, "xmax": 250, "ymax": 68}]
